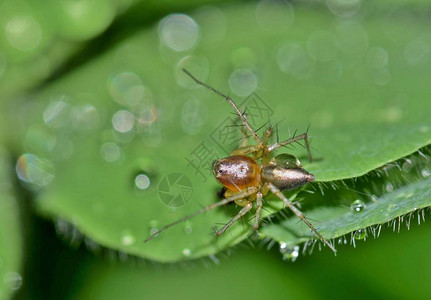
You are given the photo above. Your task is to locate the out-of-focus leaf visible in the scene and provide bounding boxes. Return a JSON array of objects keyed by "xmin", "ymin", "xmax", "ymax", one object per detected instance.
[{"xmin": 0, "ymin": 147, "xmax": 23, "ymax": 299}]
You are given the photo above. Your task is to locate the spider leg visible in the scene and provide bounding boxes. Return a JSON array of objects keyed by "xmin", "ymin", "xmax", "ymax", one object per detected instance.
[
  {"xmin": 239, "ymin": 109, "xmax": 250, "ymax": 148},
  {"xmin": 231, "ymin": 127, "xmax": 273, "ymax": 162},
  {"xmin": 182, "ymin": 68, "xmax": 263, "ymax": 146},
  {"xmin": 231, "ymin": 145, "xmax": 261, "ymax": 156},
  {"xmin": 267, "ymin": 132, "xmax": 312, "ymax": 162},
  {"xmin": 215, "ymin": 201, "xmax": 253, "ymax": 236},
  {"xmin": 265, "ymin": 182, "xmax": 336, "ymax": 254},
  {"xmin": 144, "ymin": 186, "xmax": 258, "ymax": 242},
  {"xmin": 253, "ymin": 192, "xmax": 263, "ymax": 230}
]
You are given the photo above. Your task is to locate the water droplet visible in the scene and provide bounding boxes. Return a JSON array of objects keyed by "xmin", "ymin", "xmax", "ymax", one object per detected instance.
[
  {"xmin": 307, "ymin": 31, "xmax": 338, "ymax": 62},
  {"xmin": 354, "ymin": 229, "xmax": 367, "ymax": 240},
  {"xmin": 23, "ymin": 125, "xmax": 56, "ymax": 155},
  {"xmin": 327, "ymin": 0, "xmax": 361, "ymax": 18},
  {"xmin": 350, "ymin": 199, "xmax": 365, "ymax": 212},
  {"xmin": 6, "ymin": 15, "xmax": 42, "ymax": 51},
  {"xmin": 255, "ymin": 0, "xmax": 294, "ymax": 33},
  {"xmin": 50, "ymin": 136, "xmax": 74, "ymax": 161},
  {"xmin": 383, "ymin": 106, "xmax": 402, "ymax": 122},
  {"xmin": 279, "ymin": 242, "xmax": 300, "ymax": 262},
  {"xmin": 404, "ymin": 39, "xmax": 430, "ymax": 66},
  {"xmin": 176, "ymin": 55, "xmax": 209, "ymax": 88},
  {"xmin": 182, "ymin": 248, "xmax": 192, "ymax": 257},
  {"xmin": 402, "ymin": 158, "xmax": 414, "ymax": 173},
  {"xmin": 135, "ymin": 173, "xmax": 150, "ymax": 190},
  {"xmin": 100, "ymin": 142, "xmax": 121, "ymax": 162},
  {"xmin": 373, "ymin": 68, "xmax": 391, "ymax": 86},
  {"xmin": 70, "ymin": 104, "xmax": 100, "ymax": 130},
  {"xmin": 136, "ymin": 105, "xmax": 157, "ymax": 128},
  {"xmin": 185, "ymin": 220, "xmax": 193, "ymax": 234},
  {"xmin": 194, "ymin": 6, "xmax": 227, "ymax": 43},
  {"xmin": 112, "ymin": 110, "xmax": 135, "ymax": 133},
  {"xmin": 335, "ymin": 22, "xmax": 368, "ymax": 57},
  {"xmin": 43, "ymin": 96, "xmax": 71, "ymax": 128},
  {"xmin": 228, "ymin": 69, "xmax": 258, "ymax": 96},
  {"xmin": 277, "ymin": 43, "xmax": 315, "ymax": 79},
  {"xmin": 107, "ymin": 72, "xmax": 145, "ymax": 106},
  {"xmin": 158, "ymin": 14, "xmax": 199, "ymax": 52},
  {"xmin": 120, "ymin": 230, "xmax": 136, "ymax": 246},
  {"xmin": 421, "ymin": 168, "xmax": 430, "ymax": 178},
  {"xmin": 366, "ymin": 47, "xmax": 388, "ymax": 69},
  {"xmin": 181, "ymin": 97, "xmax": 207, "ymax": 135},
  {"xmin": 16, "ymin": 154, "xmax": 55, "ymax": 190},
  {"xmin": 385, "ymin": 183, "xmax": 394, "ymax": 193},
  {"xmin": 3, "ymin": 271, "xmax": 22, "ymax": 291}
]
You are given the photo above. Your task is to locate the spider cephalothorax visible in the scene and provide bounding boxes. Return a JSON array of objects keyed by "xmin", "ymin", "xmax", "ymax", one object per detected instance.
[
  {"xmin": 212, "ymin": 155, "xmax": 261, "ymax": 192},
  {"xmin": 145, "ymin": 69, "xmax": 336, "ymax": 254}
]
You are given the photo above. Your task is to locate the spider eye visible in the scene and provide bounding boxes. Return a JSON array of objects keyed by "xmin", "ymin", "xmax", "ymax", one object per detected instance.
[{"xmin": 273, "ymin": 153, "xmax": 302, "ymax": 169}]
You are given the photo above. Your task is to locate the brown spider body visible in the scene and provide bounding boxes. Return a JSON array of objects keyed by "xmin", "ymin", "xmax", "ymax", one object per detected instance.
[
  {"xmin": 213, "ymin": 154, "xmax": 315, "ymax": 204},
  {"xmin": 213, "ymin": 155, "xmax": 261, "ymax": 192},
  {"xmin": 261, "ymin": 164, "xmax": 315, "ymax": 191},
  {"xmin": 144, "ymin": 69, "xmax": 337, "ymax": 254}
]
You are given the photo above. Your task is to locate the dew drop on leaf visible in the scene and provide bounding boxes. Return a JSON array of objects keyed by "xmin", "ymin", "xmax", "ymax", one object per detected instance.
[
  {"xmin": 16, "ymin": 153, "xmax": 55, "ymax": 190},
  {"xmin": 107, "ymin": 72, "xmax": 145, "ymax": 107},
  {"xmin": 279, "ymin": 242, "xmax": 300, "ymax": 262},
  {"xmin": 350, "ymin": 199, "xmax": 366, "ymax": 213},
  {"xmin": 184, "ymin": 220, "xmax": 193, "ymax": 234},
  {"xmin": 354, "ymin": 229, "xmax": 367, "ymax": 240},
  {"xmin": 158, "ymin": 14, "xmax": 199, "ymax": 52},
  {"xmin": 100, "ymin": 142, "xmax": 121, "ymax": 163},
  {"xmin": 120, "ymin": 230, "xmax": 136, "ymax": 246},
  {"xmin": 255, "ymin": 0, "xmax": 294, "ymax": 33},
  {"xmin": 228, "ymin": 68, "xmax": 258, "ymax": 96},
  {"xmin": 43, "ymin": 96, "xmax": 71, "ymax": 128},
  {"xmin": 182, "ymin": 248, "xmax": 192, "ymax": 257},
  {"xmin": 3, "ymin": 271, "xmax": 22, "ymax": 291},
  {"xmin": 134, "ymin": 173, "xmax": 151, "ymax": 190},
  {"xmin": 112, "ymin": 110, "xmax": 135, "ymax": 133}
]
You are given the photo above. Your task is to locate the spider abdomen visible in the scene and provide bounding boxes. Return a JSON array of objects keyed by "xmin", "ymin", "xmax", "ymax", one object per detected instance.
[{"xmin": 262, "ymin": 165, "xmax": 314, "ymax": 191}]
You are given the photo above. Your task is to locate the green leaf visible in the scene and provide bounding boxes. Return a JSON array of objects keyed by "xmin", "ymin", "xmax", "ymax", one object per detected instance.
[
  {"xmin": 21, "ymin": 3, "xmax": 431, "ymax": 262},
  {"xmin": 0, "ymin": 147, "xmax": 23, "ymax": 298},
  {"xmin": 261, "ymin": 174, "xmax": 431, "ymax": 251}
]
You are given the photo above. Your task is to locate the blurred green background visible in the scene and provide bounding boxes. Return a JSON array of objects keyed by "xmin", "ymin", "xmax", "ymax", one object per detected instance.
[{"xmin": 1, "ymin": 0, "xmax": 431, "ymax": 299}]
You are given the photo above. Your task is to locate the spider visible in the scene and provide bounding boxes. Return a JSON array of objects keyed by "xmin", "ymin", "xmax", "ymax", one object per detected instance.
[{"xmin": 145, "ymin": 69, "xmax": 336, "ymax": 254}]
